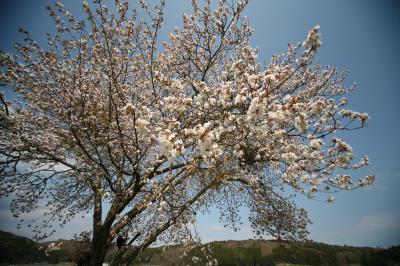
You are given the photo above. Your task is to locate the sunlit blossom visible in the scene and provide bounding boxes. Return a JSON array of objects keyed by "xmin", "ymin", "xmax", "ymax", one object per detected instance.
[{"xmin": 0, "ymin": 0, "xmax": 372, "ymax": 264}]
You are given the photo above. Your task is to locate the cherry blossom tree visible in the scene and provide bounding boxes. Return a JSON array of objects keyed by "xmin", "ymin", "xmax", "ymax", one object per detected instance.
[{"xmin": 0, "ymin": 0, "xmax": 374, "ymax": 265}]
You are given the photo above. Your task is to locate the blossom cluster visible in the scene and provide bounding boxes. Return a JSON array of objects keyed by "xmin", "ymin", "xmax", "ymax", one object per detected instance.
[{"xmin": 0, "ymin": 0, "xmax": 372, "ymax": 262}]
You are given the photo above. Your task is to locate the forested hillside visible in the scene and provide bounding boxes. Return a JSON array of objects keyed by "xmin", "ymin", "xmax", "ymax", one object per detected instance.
[{"xmin": 1, "ymin": 231, "xmax": 399, "ymax": 265}]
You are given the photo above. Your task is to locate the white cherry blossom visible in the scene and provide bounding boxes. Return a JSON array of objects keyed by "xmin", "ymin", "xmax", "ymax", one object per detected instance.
[{"xmin": 0, "ymin": 0, "xmax": 373, "ymax": 265}]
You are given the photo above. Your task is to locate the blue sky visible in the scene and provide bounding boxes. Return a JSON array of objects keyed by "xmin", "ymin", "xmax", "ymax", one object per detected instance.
[{"xmin": 0, "ymin": 0, "xmax": 399, "ymax": 248}]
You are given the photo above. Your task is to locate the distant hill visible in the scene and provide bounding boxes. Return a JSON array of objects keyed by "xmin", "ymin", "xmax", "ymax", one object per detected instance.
[
  {"xmin": 0, "ymin": 231, "xmax": 77, "ymax": 264},
  {"xmin": 0, "ymin": 230, "xmax": 399, "ymax": 265},
  {"xmin": 0, "ymin": 230, "xmax": 46, "ymax": 264},
  {"xmin": 132, "ymin": 239, "xmax": 400, "ymax": 266}
]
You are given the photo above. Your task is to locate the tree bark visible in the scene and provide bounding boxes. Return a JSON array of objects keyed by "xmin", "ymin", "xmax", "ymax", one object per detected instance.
[
  {"xmin": 89, "ymin": 227, "xmax": 110, "ymax": 266},
  {"xmin": 76, "ymin": 226, "xmax": 110, "ymax": 266}
]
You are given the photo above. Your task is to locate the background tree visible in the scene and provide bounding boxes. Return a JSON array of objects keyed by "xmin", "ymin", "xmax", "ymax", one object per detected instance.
[{"xmin": 0, "ymin": 0, "xmax": 374, "ymax": 265}]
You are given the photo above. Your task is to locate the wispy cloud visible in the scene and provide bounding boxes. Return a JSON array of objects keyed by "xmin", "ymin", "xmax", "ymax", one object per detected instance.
[
  {"xmin": 0, "ymin": 197, "xmax": 91, "ymax": 241},
  {"xmin": 196, "ymin": 223, "xmax": 255, "ymax": 243},
  {"xmin": 332, "ymin": 209, "xmax": 400, "ymax": 247},
  {"xmin": 351, "ymin": 211, "xmax": 400, "ymax": 234}
]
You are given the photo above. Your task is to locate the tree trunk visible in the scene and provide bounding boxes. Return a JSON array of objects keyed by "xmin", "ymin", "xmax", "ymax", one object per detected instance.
[
  {"xmin": 90, "ymin": 230, "xmax": 109, "ymax": 266},
  {"xmin": 77, "ymin": 227, "xmax": 110, "ymax": 266}
]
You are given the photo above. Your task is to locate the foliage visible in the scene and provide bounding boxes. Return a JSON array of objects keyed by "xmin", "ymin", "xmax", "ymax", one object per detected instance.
[
  {"xmin": 46, "ymin": 249, "xmax": 71, "ymax": 264},
  {"xmin": 271, "ymin": 244, "xmax": 335, "ymax": 265},
  {"xmin": 0, "ymin": 0, "xmax": 373, "ymax": 264},
  {"xmin": 1, "ymin": 230, "xmax": 400, "ymax": 266},
  {"xmin": 361, "ymin": 245, "xmax": 400, "ymax": 266},
  {"xmin": 0, "ymin": 230, "xmax": 46, "ymax": 264},
  {"xmin": 207, "ymin": 242, "xmax": 264, "ymax": 266},
  {"xmin": 136, "ymin": 240, "xmax": 400, "ymax": 266}
]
